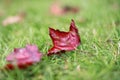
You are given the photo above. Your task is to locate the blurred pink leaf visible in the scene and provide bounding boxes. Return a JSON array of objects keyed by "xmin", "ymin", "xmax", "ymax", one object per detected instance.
[
  {"xmin": 5, "ymin": 45, "xmax": 42, "ymax": 70},
  {"xmin": 48, "ymin": 19, "xmax": 81, "ymax": 56},
  {"xmin": 50, "ymin": 2, "xmax": 64, "ymax": 16},
  {"xmin": 2, "ymin": 12, "xmax": 25, "ymax": 26},
  {"xmin": 50, "ymin": 2, "xmax": 79, "ymax": 16}
]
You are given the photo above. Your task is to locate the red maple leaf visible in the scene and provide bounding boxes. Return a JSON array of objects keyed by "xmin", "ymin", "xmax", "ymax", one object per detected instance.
[
  {"xmin": 5, "ymin": 45, "xmax": 42, "ymax": 70},
  {"xmin": 48, "ymin": 19, "xmax": 81, "ymax": 56}
]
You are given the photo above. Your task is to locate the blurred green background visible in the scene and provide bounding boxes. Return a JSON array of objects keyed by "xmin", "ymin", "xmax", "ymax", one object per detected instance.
[{"xmin": 0, "ymin": 0, "xmax": 120, "ymax": 80}]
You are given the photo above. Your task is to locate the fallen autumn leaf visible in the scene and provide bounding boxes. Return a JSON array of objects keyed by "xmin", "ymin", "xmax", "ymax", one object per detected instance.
[
  {"xmin": 48, "ymin": 19, "xmax": 81, "ymax": 56},
  {"xmin": 5, "ymin": 44, "xmax": 42, "ymax": 70}
]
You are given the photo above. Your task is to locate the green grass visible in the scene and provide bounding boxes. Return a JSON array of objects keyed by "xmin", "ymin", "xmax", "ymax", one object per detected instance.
[{"xmin": 0, "ymin": 0, "xmax": 120, "ymax": 80}]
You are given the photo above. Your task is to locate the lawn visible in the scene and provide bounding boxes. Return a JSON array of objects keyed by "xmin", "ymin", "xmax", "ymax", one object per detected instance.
[{"xmin": 0, "ymin": 0, "xmax": 120, "ymax": 80}]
